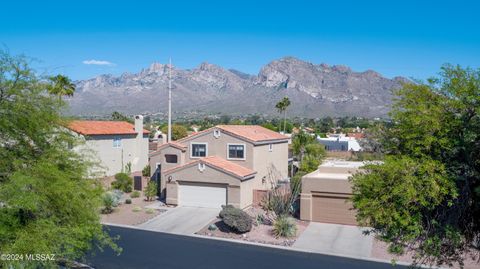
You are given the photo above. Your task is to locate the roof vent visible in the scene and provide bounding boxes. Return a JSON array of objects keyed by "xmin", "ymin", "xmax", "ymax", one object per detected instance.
[
  {"xmin": 198, "ymin": 163, "xmax": 206, "ymax": 172},
  {"xmin": 213, "ymin": 129, "xmax": 221, "ymax": 138}
]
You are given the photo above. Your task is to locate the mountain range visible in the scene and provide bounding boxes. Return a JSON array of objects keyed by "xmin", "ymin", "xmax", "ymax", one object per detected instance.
[{"xmin": 69, "ymin": 57, "xmax": 409, "ymax": 118}]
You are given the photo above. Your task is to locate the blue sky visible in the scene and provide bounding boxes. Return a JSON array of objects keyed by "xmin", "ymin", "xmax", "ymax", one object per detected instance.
[{"xmin": 1, "ymin": 0, "xmax": 479, "ymax": 80}]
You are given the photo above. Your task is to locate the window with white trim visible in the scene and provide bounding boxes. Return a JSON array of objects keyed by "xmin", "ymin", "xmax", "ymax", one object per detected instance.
[
  {"xmin": 228, "ymin": 144, "xmax": 245, "ymax": 159},
  {"xmin": 191, "ymin": 143, "xmax": 207, "ymax": 157},
  {"xmin": 113, "ymin": 137, "xmax": 121, "ymax": 148}
]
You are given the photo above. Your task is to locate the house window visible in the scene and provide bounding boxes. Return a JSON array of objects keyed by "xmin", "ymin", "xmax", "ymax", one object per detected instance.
[
  {"xmin": 113, "ymin": 137, "xmax": 121, "ymax": 148},
  {"xmin": 191, "ymin": 143, "xmax": 207, "ymax": 158},
  {"xmin": 228, "ymin": 144, "xmax": 245, "ymax": 159},
  {"xmin": 268, "ymin": 144, "xmax": 273, "ymax": 152},
  {"xmin": 165, "ymin": 154, "xmax": 178, "ymax": 163}
]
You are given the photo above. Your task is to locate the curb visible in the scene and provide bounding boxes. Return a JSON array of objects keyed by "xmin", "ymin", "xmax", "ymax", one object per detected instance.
[{"xmin": 101, "ymin": 222, "xmax": 430, "ymax": 268}]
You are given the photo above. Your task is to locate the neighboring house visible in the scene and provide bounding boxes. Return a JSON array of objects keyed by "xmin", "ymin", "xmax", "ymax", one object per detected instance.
[
  {"xmin": 68, "ymin": 115, "xmax": 150, "ymax": 176},
  {"xmin": 317, "ymin": 133, "xmax": 362, "ymax": 151},
  {"xmin": 299, "ymin": 160, "xmax": 364, "ymax": 225},
  {"xmin": 149, "ymin": 125, "xmax": 289, "ymax": 209}
]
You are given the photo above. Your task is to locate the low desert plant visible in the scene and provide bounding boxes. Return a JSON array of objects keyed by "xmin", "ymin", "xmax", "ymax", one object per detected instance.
[
  {"xmin": 130, "ymin": 190, "xmax": 141, "ymax": 198},
  {"xmin": 273, "ymin": 215, "xmax": 297, "ymax": 238},
  {"xmin": 111, "ymin": 172, "xmax": 133, "ymax": 193},
  {"xmin": 145, "ymin": 208, "xmax": 155, "ymax": 214},
  {"xmin": 142, "ymin": 165, "xmax": 151, "ymax": 177},
  {"xmin": 125, "ymin": 198, "xmax": 132, "ymax": 204},
  {"xmin": 219, "ymin": 205, "xmax": 235, "ymax": 218},
  {"xmin": 220, "ymin": 206, "xmax": 252, "ymax": 233},
  {"xmin": 101, "ymin": 192, "xmax": 115, "ymax": 214},
  {"xmin": 144, "ymin": 180, "xmax": 157, "ymax": 201},
  {"xmin": 132, "ymin": 206, "xmax": 142, "ymax": 212}
]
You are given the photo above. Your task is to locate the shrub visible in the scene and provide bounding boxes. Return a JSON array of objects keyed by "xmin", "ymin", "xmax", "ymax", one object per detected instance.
[
  {"xmin": 132, "ymin": 206, "xmax": 142, "ymax": 212},
  {"xmin": 111, "ymin": 172, "xmax": 133, "ymax": 193},
  {"xmin": 144, "ymin": 180, "xmax": 157, "ymax": 201},
  {"xmin": 273, "ymin": 215, "xmax": 297, "ymax": 238},
  {"xmin": 219, "ymin": 205, "xmax": 235, "ymax": 218},
  {"xmin": 142, "ymin": 165, "xmax": 151, "ymax": 177},
  {"xmin": 125, "ymin": 198, "xmax": 132, "ymax": 204},
  {"xmin": 220, "ymin": 206, "xmax": 252, "ymax": 233},
  {"xmin": 101, "ymin": 192, "xmax": 115, "ymax": 214},
  {"xmin": 130, "ymin": 190, "xmax": 141, "ymax": 198},
  {"xmin": 111, "ymin": 189, "xmax": 123, "ymax": 204},
  {"xmin": 145, "ymin": 208, "xmax": 155, "ymax": 214}
]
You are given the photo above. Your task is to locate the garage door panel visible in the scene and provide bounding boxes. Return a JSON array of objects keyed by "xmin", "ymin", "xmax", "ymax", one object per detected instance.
[
  {"xmin": 312, "ymin": 195, "xmax": 357, "ymax": 225},
  {"xmin": 178, "ymin": 183, "xmax": 227, "ymax": 208}
]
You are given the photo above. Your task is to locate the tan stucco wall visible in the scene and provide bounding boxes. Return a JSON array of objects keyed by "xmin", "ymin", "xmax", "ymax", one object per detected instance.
[
  {"xmin": 164, "ymin": 163, "xmax": 242, "ymax": 207},
  {"xmin": 182, "ymin": 129, "xmax": 254, "ymax": 168},
  {"xmin": 77, "ymin": 134, "xmax": 149, "ymax": 176},
  {"xmin": 252, "ymin": 142, "xmax": 289, "ymax": 190},
  {"xmin": 300, "ymin": 165, "xmax": 360, "ymax": 222}
]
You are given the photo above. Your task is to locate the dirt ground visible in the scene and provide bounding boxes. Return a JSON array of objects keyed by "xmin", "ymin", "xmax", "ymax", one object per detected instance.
[
  {"xmin": 371, "ymin": 239, "xmax": 479, "ymax": 269},
  {"xmin": 196, "ymin": 207, "xmax": 308, "ymax": 247},
  {"xmin": 100, "ymin": 194, "xmax": 165, "ymax": 226}
]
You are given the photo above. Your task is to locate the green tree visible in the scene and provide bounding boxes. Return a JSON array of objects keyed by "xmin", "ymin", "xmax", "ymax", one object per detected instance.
[
  {"xmin": 161, "ymin": 124, "xmax": 188, "ymax": 140},
  {"xmin": 47, "ymin": 74, "xmax": 75, "ymax": 100},
  {"xmin": 275, "ymin": 97, "xmax": 291, "ymax": 133},
  {"xmin": 292, "ymin": 131, "xmax": 314, "ymax": 161},
  {"xmin": 351, "ymin": 65, "xmax": 480, "ymax": 267},
  {"xmin": 0, "ymin": 51, "xmax": 117, "ymax": 267},
  {"xmin": 111, "ymin": 111, "xmax": 132, "ymax": 123}
]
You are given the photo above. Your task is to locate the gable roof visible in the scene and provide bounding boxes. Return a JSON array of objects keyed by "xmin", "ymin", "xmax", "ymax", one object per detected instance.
[
  {"xmin": 68, "ymin": 120, "xmax": 150, "ymax": 136},
  {"xmin": 177, "ymin": 125, "xmax": 288, "ymax": 145},
  {"xmin": 163, "ymin": 156, "xmax": 256, "ymax": 180},
  {"xmin": 150, "ymin": 141, "xmax": 187, "ymax": 156}
]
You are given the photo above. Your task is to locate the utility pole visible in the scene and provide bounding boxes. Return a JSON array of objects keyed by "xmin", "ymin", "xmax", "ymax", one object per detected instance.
[{"xmin": 167, "ymin": 58, "xmax": 172, "ymax": 142}]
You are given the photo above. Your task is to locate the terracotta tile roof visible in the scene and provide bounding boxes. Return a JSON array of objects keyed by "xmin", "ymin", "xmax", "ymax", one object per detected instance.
[
  {"xmin": 216, "ymin": 125, "xmax": 288, "ymax": 143},
  {"xmin": 164, "ymin": 156, "xmax": 256, "ymax": 179},
  {"xmin": 68, "ymin": 120, "xmax": 150, "ymax": 136},
  {"xmin": 156, "ymin": 141, "xmax": 187, "ymax": 151}
]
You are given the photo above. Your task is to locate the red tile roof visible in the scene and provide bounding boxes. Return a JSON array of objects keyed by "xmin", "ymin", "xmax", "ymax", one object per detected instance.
[
  {"xmin": 164, "ymin": 156, "xmax": 256, "ymax": 179},
  {"xmin": 178, "ymin": 125, "xmax": 288, "ymax": 144},
  {"xmin": 216, "ymin": 125, "xmax": 287, "ymax": 142},
  {"xmin": 68, "ymin": 120, "xmax": 150, "ymax": 136}
]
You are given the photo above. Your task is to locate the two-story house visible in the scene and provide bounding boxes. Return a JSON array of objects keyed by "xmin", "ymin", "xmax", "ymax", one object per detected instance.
[
  {"xmin": 68, "ymin": 115, "xmax": 150, "ymax": 176},
  {"xmin": 149, "ymin": 125, "xmax": 289, "ymax": 208}
]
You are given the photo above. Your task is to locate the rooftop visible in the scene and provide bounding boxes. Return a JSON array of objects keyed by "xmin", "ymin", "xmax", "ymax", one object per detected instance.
[
  {"xmin": 164, "ymin": 156, "xmax": 256, "ymax": 179},
  {"xmin": 216, "ymin": 125, "xmax": 288, "ymax": 143},
  {"xmin": 68, "ymin": 120, "xmax": 150, "ymax": 136}
]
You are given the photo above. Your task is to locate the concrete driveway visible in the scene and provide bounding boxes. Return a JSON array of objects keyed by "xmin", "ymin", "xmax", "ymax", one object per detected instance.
[
  {"xmin": 138, "ymin": 206, "xmax": 219, "ymax": 235},
  {"xmin": 293, "ymin": 222, "xmax": 373, "ymax": 258}
]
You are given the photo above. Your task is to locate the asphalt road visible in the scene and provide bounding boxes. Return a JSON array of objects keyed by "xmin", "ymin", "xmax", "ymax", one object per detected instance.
[{"xmin": 86, "ymin": 226, "xmax": 407, "ymax": 269}]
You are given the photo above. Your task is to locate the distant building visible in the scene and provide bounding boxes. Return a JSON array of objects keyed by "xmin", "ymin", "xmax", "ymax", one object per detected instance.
[
  {"xmin": 317, "ymin": 133, "xmax": 362, "ymax": 151},
  {"xmin": 68, "ymin": 116, "xmax": 150, "ymax": 176}
]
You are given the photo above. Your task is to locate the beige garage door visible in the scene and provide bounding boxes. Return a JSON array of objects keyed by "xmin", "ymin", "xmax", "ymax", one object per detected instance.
[
  {"xmin": 178, "ymin": 183, "xmax": 227, "ymax": 208},
  {"xmin": 312, "ymin": 194, "xmax": 357, "ymax": 225}
]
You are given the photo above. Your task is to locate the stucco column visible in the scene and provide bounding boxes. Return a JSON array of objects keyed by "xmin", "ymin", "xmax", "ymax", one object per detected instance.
[{"xmin": 300, "ymin": 193, "xmax": 312, "ymax": 221}]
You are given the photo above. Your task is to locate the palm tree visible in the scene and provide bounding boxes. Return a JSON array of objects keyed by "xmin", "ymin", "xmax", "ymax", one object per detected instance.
[
  {"xmin": 275, "ymin": 97, "xmax": 291, "ymax": 133},
  {"xmin": 47, "ymin": 75, "xmax": 75, "ymax": 100}
]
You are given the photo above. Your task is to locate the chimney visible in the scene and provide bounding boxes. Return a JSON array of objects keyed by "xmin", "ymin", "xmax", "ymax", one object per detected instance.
[{"xmin": 134, "ymin": 115, "xmax": 144, "ymax": 135}]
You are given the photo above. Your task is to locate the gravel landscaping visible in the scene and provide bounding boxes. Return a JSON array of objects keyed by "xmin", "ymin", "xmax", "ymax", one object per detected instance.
[{"xmin": 196, "ymin": 207, "xmax": 308, "ymax": 247}]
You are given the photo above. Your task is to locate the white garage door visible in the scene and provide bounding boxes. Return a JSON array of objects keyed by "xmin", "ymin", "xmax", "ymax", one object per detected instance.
[{"xmin": 178, "ymin": 183, "xmax": 227, "ymax": 208}]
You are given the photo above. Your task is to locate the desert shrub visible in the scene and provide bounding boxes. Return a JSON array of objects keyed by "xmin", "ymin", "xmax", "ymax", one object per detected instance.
[
  {"xmin": 130, "ymin": 190, "xmax": 141, "ymax": 198},
  {"xmin": 220, "ymin": 206, "xmax": 252, "ymax": 233},
  {"xmin": 263, "ymin": 183, "xmax": 300, "ymax": 217},
  {"xmin": 142, "ymin": 165, "xmax": 151, "ymax": 177},
  {"xmin": 273, "ymin": 215, "xmax": 297, "ymax": 238},
  {"xmin": 132, "ymin": 206, "xmax": 142, "ymax": 212},
  {"xmin": 144, "ymin": 180, "xmax": 157, "ymax": 201},
  {"xmin": 125, "ymin": 198, "xmax": 132, "ymax": 204},
  {"xmin": 219, "ymin": 205, "xmax": 235, "ymax": 218},
  {"xmin": 145, "ymin": 208, "xmax": 155, "ymax": 214},
  {"xmin": 112, "ymin": 172, "xmax": 133, "ymax": 193},
  {"xmin": 101, "ymin": 192, "xmax": 115, "ymax": 214}
]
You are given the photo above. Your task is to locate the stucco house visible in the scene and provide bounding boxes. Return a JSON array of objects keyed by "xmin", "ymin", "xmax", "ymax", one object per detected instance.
[
  {"xmin": 68, "ymin": 115, "xmax": 150, "ymax": 176},
  {"xmin": 300, "ymin": 160, "xmax": 364, "ymax": 225},
  {"xmin": 317, "ymin": 134, "xmax": 362, "ymax": 151},
  {"xmin": 149, "ymin": 125, "xmax": 289, "ymax": 209}
]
